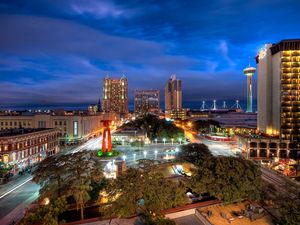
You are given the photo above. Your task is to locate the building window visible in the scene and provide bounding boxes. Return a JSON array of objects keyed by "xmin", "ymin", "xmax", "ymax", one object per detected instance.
[{"xmin": 73, "ymin": 121, "xmax": 78, "ymax": 136}]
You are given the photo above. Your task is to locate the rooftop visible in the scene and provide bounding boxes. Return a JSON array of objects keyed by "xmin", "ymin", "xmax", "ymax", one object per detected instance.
[
  {"xmin": 199, "ymin": 201, "xmax": 273, "ymax": 225},
  {"xmin": 271, "ymin": 39, "xmax": 300, "ymax": 55},
  {"xmin": 0, "ymin": 128, "xmax": 53, "ymax": 137}
]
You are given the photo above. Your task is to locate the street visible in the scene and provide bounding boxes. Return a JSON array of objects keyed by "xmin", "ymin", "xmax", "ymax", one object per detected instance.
[
  {"xmin": 1, "ymin": 129, "xmax": 298, "ymax": 225},
  {"xmin": 184, "ymin": 130, "xmax": 239, "ymax": 157},
  {"xmin": 0, "ymin": 136, "xmax": 103, "ymax": 225}
]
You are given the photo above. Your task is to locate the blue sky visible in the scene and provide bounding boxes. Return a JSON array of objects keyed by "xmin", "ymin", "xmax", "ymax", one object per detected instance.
[{"xmin": 0, "ymin": 0, "xmax": 300, "ymax": 105}]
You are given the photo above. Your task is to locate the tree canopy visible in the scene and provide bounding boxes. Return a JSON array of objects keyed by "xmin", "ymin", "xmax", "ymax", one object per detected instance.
[
  {"xmin": 101, "ymin": 166, "xmax": 187, "ymax": 217},
  {"xmin": 122, "ymin": 114, "xmax": 184, "ymax": 141},
  {"xmin": 279, "ymin": 200, "xmax": 300, "ymax": 225},
  {"xmin": 193, "ymin": 119, "xmax": 220, "ymax": 133},
  {"xmin": 32, "ymin": 151, "xmax": 103, "ymax": 220},
  {"xmin": 189, "ymin": 156, "xmax": 262, "ymax": 202},
  {"xmin": 21, "ymin": 196, "xmax": 68, "ymax": 225},
  {"xmin": 177, "ymin": 143, "xmax": 212, "ymax": 164}
]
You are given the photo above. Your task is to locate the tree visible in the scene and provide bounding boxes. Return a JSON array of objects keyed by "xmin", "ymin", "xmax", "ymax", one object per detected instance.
[
  {"xmin": 143, "ymin": 215, "xmax": 177, "ymax": 225},
  {"xmin": 189, "ymin": 156, "xmax": 262, "ymax": 202},
  {"xmin": 21, "ymin": 196, "xmax": 68, "ymax": 225},
  {"xmin": 193, "ymin": 119, "xmax": 220, "ymax": 134},
  {"xmin": 102, "ymin": 166, "xmax": 187, "ymax": 218},
  {"xmin": 121, "ymin": 113, "xmax": 184, "ymax": 141},
  {"xmin": 32, "ymin": 154, "xmax": 70, "ymax": 199},
  {"xmin": 279, "ymin": 200, "xmax": 300, "ymax": 225},
  {"xmin": 177, "ymin": 143, "xmax": 212, "ymax": 164},
  {"xmin": 66, "ymin": 151, "xmax": 103, "ymax": 220},
  {"xmin": 32, "ymin": 151, "xmax": 103, "ymax": 220}
]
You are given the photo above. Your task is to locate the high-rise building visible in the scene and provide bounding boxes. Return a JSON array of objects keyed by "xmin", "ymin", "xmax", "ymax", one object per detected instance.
[
  {"xmin": 165, "ymin": 75, "xmax": 182, "ymax": 111},
  {"xmin": 134, "ymin": 89, "xmax": 160, "ymax": 115},
  {"xmin": 243, "ymin": 66, "xmax": 256, "ymax": 113},
  {"xmin": 102, "ymin": 76, "xmax": 128, "ymax": 114},
  {"xmin": 256, "ymin": 39, "xmax": 300, "ymax": 142}
]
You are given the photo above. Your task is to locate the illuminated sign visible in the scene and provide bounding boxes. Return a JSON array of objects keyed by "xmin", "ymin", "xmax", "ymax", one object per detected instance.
[
  {"xmin": 258, "ymin": 47, "xmax": 267, "ymax": 60},
  {"xmin": 73, "ymin": 121, "xmax": 78, "ymax": 136}
]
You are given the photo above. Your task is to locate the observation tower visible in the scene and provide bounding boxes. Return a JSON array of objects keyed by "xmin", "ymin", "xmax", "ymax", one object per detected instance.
[{"xmin": 243, "ymin": 66, "xmax": 256, "ymax": 112}]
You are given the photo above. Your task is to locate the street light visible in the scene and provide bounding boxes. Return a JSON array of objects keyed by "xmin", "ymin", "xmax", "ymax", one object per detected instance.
[
  {"xmin": 175, "ymin": 147, "xmax": 179, "ymax": 153},
  {"xmin": 143, "ymin": 151, "xmax": 147, "ymax": 158},
  {"xmin": 155, "ymin": 138, "xmax": 157, "ymax": 145},
  {"xmin": 122, "ymin": 155, "xmax": 126, "ymax": 161},
  {"xmin": 133, "ymin": 153, "xmax": 136, "ymax": 161},
  {"xmin": 163, "ymin": 138, "xmax": 166, "ymax": 145},
  {"xmin": 178, "ymin": 137, "xmax": 182, "ymax": 145},
  {"xmin": 154, "ymin": 150, "xmax": 158, "ymax": 159},
  {"xmin": 171, "ymin": 138, "xmax": 174, "ymax": 145}
]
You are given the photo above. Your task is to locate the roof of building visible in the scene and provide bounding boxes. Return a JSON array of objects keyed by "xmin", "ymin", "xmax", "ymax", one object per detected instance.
[
  {"xmin": 271, "ymin": 39, "xmax": 300, "ymax": 55},
  {"xmin": 0, "ymin": 128, "xmax": 55, "ymax": 137}
]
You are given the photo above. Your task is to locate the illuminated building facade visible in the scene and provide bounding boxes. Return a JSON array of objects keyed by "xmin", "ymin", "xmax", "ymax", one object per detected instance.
[
  {"xmin": 0, "ymin": 128, "xmax": 60, "ymax": 172},
  {"xmin": 165, "ymin": 75, "xmax": 182, "ymax": 111},
  {"xmin": 134, "ymin": 89, "xmax": 160, "ymax": 115},
  {"xmin": 257, "ymin": 40, "xmax": 300, "ymax": 142},
  {"xmin": 102, "ymin": 76, "xmax": 128, "ymax": 114},
  {"xmin": 0, "ymin": 111, "xmax": 119, "ymax": 145}
]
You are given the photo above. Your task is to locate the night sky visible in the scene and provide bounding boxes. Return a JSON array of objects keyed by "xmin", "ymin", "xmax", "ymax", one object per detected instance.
[{"xmin": 1, "ymin": 0, "xmax": 300, "ymax": 107}]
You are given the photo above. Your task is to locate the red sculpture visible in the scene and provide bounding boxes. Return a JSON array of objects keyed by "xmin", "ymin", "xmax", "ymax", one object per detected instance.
[{"xmin": 102, "ymin": 120, "xmax": 112, "ymax": 152}]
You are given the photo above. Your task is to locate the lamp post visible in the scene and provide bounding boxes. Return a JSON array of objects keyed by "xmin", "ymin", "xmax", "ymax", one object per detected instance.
[
  {"xmin": 154, "ymin": 150, "xmax": 158, "ymax": 159},
  {"xmin": 178, "ymin": 137, "xmax": 182, "ymax": 145},
  {"xmin": 143, "ymin": 151, "xmax": 147, "ymax": 158},
  {"xmin": 171, "ymin": 138, "xmax": 174, "ymax": 145},
  {"xmin": 163, "ymin": 138, "xmax": 166, "ymax": 145},
  {"xmin": 155, "ymin": 138, "xmax": 157, "ymax": 145}
]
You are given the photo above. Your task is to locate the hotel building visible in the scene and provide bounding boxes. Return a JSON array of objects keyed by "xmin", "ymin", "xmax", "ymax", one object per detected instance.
[
  {"xmin": 239, "ymin": 40, "xmax": 300, "ymax": 160},
  {"xmin": 102, "ymin": 76, "xmax": 128, "ymax": 114},
  {"xmin": 134, "ymin": 89, "xmax": 160, "ymax": 115}
]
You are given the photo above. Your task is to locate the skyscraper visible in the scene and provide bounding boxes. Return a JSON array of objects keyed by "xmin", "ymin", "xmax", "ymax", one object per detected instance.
[
  {"xmin": 102, "ymin": 76, "xmax": 128, "ymax": 114},
  {"xmin": 165, "ymin": 75, "xmax": 182, "ymax": 111},
  {"xmin": 243, "ymin": 66, "xmax": 256, "ymax": 113},
  {"xmin": 134, "ymin": 89, "xmax": 160, "ymax": 115},
  {"xmin": 256, "ymin": 39, "xmax": 300, "ymax": 142}
]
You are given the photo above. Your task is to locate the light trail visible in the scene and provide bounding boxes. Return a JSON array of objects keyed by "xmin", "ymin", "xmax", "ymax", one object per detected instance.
[{"xmin": 0, "ymin": 177, "xmax": 32, "ymax": 199}]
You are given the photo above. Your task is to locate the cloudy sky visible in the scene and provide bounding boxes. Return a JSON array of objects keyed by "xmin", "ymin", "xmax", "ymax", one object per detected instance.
[{"xmin": 1, "ymin": 0, "xmax": 300, "ymax": 106}]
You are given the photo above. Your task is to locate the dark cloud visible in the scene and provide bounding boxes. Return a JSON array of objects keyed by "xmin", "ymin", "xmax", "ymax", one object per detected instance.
[{"xmin": 0, "ymin": 0, "xmax": 299, "ymax": 106}]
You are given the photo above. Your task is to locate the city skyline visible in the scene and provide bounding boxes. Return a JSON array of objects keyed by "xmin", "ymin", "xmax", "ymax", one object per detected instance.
[{"xmin": 1, "ymin": 1, "xmax": 300, "ymax": 106}]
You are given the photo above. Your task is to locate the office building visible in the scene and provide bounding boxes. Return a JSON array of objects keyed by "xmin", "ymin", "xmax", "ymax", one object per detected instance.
[
  {"xmin": 134, "ymin": 89, "xmax": 160, "ymax": 115},
  {"xmin": 165, "ymin": 75, "xmax": 182, "ymax": 111},
  {"xmin": 102, "ymin": 76, "xmax": 128, "ymax": 114},
  {"xmin": 0, "ymin": 128, "xmax": 60, "ymax": 172}
]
